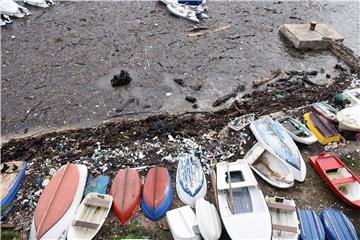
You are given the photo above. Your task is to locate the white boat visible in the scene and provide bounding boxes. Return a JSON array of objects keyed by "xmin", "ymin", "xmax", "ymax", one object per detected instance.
[
  {"xmin": 277, "ymin": 116, "xmax": 317, "ymax": 145},
  {"xmin": 24, "ymin": 0, "xmax": 54, "ymax": 8},
  {"xmin": 166, "ymin": 3, "xmax": 199, "ymax": 23},
  {"xmin": 216, "ymin": 161, "xmax": 272, "ymax": 239},
  {"xmin": 166, "ymin": 206, "xmax": 201, "ymax": 240},
  {"xmin": 67, "ymin": 193, "xmax": 113, "ymax": 240},
  {"xmin": 265, "ymin": 196, "xmax": 300, "ymax": 240},
  {"xmin": 244, "ymin": 143, "xmax": 294, "ymax": 188},
  {"xmin": 228, "ymin": 114, "xmax": 255, "ymax": 132},
  {"xmin": 343, "ymin": 88, "xmax": 360, "ymax": 106},
  {"xmin": 195, "ymin": 198, "xmax": 221, "ymax": 240},
  {"xmin": 29, "ymin": 164, "xmax": 87, "ymax": 240},
  {"xmin": 176, "ymin": 153, "xmax": 207, "ymax": 208},
  {"xmin": 250, "ymin": 116, "xmax": 307, "ymax": 182},
  {"xmin": 336, "ymin": 105, "xmax": 360, "ymax": 131},
  {"xmin": 0, "ymin": 0, "xmax": 30, "ymax": 18},
  {"xmin": 1, "ymin": 14, "xmax": 12, "ymax": 27}
]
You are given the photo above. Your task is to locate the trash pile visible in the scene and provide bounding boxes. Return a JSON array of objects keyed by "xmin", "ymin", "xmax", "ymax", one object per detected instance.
[{"xmin": 0, "ymin": 0, "xmax": 54, "ymax": 27}]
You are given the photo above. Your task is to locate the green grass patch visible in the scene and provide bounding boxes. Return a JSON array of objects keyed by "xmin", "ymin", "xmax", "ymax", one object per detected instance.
[
  {"xmin": 1, "ymin": 230, "xmax": 20, "ymax": 240},
  {"xmin": 112, "ymin": 221, "xmax": 145, "ymax": 239}
]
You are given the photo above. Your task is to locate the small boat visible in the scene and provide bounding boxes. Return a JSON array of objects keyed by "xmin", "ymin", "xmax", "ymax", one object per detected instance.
[
  {"xmin": 24, "ymin": 0, "xmax": 54, "ymax": 8},
  {"xmin": 320, "ymin": 208, "xmax": 358, "ymax": 240},
  {"xmin": 29, "ymin": 163, "xmax": 88, "ymax": 240},
  {"xmin": 304, "ymin": 112, "xmax": 340, "ymax": 145},
  {"xmin": 265, "ymin": 196, "xmax": 299, "ymax": 240},
  {"xmin": 277, "ymin": 116, "xmax": 317, "ymax": 145},
  {"xmin": 297, "ymin": 209, "xmax": 325, "ymax": 240},
  {"xmin": 166, "ymin": 3, "xmax": 199, "ymax": 23},
  {"xmin": 141, "ymin": 166, "xmax": 172, "ymax": 221},
  {"xmin": 217, "ymin": 161, "xmax": 272, "ymax": 239},
  {"xmin": 84, "ymin": 175, "xmax": 110, "ymax": 196},
  {"xmin": 0, "ymin": 0, "xmax": 30, "ymax": 18},
  {"xmin": 336, "ymin": 105, "xmax": 360, "ymax": 131},
  {"xmin": 195, "ymin": 198, "xmax": 222, "ymax": 240},
  {"xmin": 0, "ymin": 14, "xmax": 12, "ymax": 27},
  {"xmin": 67, "ymin": 193, "xmax": 113, "ymax": 240},
  {"xmin": 0, "ymin": 161, "xmax": 27, "ymax": 219},
  {"xmin": 250, "ymin": 116, "xmax": 306, "ymax": 182},
  {"xmin": 166, "ymin": 206, "xmax": 201, "ymax": 240},
  {"xmin": 176, "ymin": 153, "xmax": 207, "ymax": 207},
  {"xmin": 311, "ymin": 102, "xmax": 338, "ymax": 122},
  {"xmin": 110, "ymin": 168, "xmax": 141, "ymax": 224},
  {"xmin": 342, "ymin": 88, "xmax": 360, "ymax": 106},
  {"xmin": 228, "ymin": 114, "xmax": 255, "ymax": 131},
  {"xmin": 309, "ymin": 153, "xmax": 360, "ymax": 209},
  {"xmin": 244, "ymin": 143, "xmax": 294, "ymax": 188}
]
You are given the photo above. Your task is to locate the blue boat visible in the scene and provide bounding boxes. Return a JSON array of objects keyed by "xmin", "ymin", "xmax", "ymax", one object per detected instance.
[
  {"xmin": 176, "ymin": 153, "xmax": 207, "ymax": 207},
  {"xmin": 250, "ymin": 116, "xmax": 307, "ymax": 182},
  {"xmin": 84, "ymin": 175, "xmax": 110, "ymax": 196},
  {"xmin": 0, "ymin": 161, "xmax": 27, "ymax": 219},
  {"xmin": 141, "ymin": 167, "xmax": 172, "ymax": 221},
  {"xmin": 320, "ymin": 208, "xmax": 358, "ymax": 240},
  {"xmin": 297, "ymin": 209, "xmax": 325, "ymax": 240}
]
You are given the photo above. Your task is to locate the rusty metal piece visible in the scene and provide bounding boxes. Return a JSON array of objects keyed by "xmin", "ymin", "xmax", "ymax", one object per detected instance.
[{"xmin": 310, "ymin": 21, "xmax": 317, "ymax": 31}]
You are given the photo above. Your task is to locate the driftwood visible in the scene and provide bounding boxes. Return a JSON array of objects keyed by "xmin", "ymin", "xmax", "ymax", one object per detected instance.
[
  {"xmin": 330, "ymin": 42, "xmax": 360, "ymax": 74},
  {"xmin": 212, "ymin": 84, "xmax": 245, "ymax": 107},
  {"xmin": 188, "ymin": 25, "xmax": 231, "ymax": 37},
  {"xmin": 253, "ymin": 69, "xmax": 282, "ymax": 87}
]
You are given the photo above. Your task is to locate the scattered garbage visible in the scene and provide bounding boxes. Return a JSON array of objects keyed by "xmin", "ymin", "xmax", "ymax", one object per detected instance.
[
  {"xmin": 111, "ymin": 70, "xmax": 132, "ymax": 87},
  {"xmin": 228, "ymin": 114, "xmax": 255, "ymax": 132}
]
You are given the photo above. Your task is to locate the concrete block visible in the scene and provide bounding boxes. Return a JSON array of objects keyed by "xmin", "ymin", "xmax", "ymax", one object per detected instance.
[{"xmin": 280, "ymin": 23, "xmax": 344, "ymax": 50}]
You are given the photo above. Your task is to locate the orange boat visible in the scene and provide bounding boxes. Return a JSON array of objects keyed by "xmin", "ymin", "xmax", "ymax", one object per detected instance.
[
  {"xmin": 29, "ymin": 163, "xmax": 87, "ymax": 240},
  {"xmin": 110, "ymin": 168, "xmax": 142, "ymax": 224}
]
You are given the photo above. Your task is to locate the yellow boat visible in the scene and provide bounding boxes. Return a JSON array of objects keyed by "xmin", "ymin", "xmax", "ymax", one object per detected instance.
[{"xmin": 304, "ymin": 112, "xmax": 340, "ymax": 145}]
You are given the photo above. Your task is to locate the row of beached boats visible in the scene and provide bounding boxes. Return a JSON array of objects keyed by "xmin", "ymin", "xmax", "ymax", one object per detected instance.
[
  {"xmin": 0, "ymin": 88, "xmax": 359, "ymax": 239},
  {"xmin": 0, "ymin": 0, "xmax": 54, "ymax": 27}
]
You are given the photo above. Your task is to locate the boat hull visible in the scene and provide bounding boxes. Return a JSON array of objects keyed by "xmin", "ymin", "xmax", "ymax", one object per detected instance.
[
  {"xmin": 110, "ymin": 168, "xmax": 141, "ymax": 224},
  {"xmin": 320, "ymin": 208, "xmax": 358, "ymax": 240},
  {"xmin": 166, "ymin": 206, "xmax": 201, "ymax": 240},
  {"xmin": 297, "ymin": 209, "xmax": 325, "ymax": 240},
  {"xmin": 277, "ymin": 116, "xmax": 317, "ymax": 145},
  {"xmin": 142, "ymin": 167, "xmax": 172, "ymax": 221},
  {"xmin": 250, "ymin": 116, "xmax": 306, "ymax": 182},
  {"xmin": 304, "ymin": 112, "xmax": 340, "ymax": 145},
  {"xmin": 29, "ymin": 164, "xmax": 87, "ymax": 240},
  {"xmin": 196, "ymin": 198, "xmax": 222, "ymax": 240},
  {"xmin": 336, "ymin": 105, "xmax": 360, "ymax": 131}
]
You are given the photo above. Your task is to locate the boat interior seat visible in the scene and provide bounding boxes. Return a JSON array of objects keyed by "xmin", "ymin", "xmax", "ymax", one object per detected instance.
[
  {"xmin": 267, "ymin": 202, "xmax": 296, "ymax": 212},
  {"xmin": 331, "ymin": 176, "xmax": 357, "ymax": 185},
  {"xmin": 272, "ymin": 224, "xmax": 298, "ymax": 233},
  {"xmin": 84, "ymin": 197, "xmax": 111, "ymax": 208},
  {"xmin": 318, "ymin": 158, "xmax": 343, "ymax": 171},
  {"xmin": 72, "ymin": 220, "xmax": 99, "ymax": 230}
]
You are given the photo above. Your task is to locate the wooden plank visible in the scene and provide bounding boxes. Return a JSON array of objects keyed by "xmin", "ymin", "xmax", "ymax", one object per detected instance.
[
  {"xmin": 272, "ymin": 224, "xmax": 298, "ymax": 233},
  {"xmin": 0, "ymin": 223, "xmax": 15, "ymax": 229},
  {"xmin": 84, "ymin": 197, "xmax": 111, "ymax": 208},
  {"xmin": 73, "ymin": 220, "xmax": 99, "ymax": 230},
  {"xmin": 267, "ymin": 202, "xmax": 296, "ymax": 211}
]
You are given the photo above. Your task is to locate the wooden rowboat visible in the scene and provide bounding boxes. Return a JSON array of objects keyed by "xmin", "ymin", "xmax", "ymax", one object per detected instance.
[
  {"xmin": 67, "ymin": 193, "xmax": 113, "ymax": 240},
  {"xmin": 29, "ymin": 163, "xmax": 88, "ymax": 240},
  {"xmin": 265, "ymin": 196, "xmax": 299, "ymax": 240},
  {"xmin": 304, "ymin": 112, "xmax": 340, "ymax": 145},
  {"xmin": 110, "ymin": 168, "xmax": 141, "ymax": 224},
  {"xmin": 0, "ymin": 161, "xmax": 27, "ymax": 219},
  {"xmin": 141, "ymin": 167, "xmax": 172, "ymax": 221},
  {"xmin": 309, "ymin": 153, "xmax": 360, "ymax": 209}
]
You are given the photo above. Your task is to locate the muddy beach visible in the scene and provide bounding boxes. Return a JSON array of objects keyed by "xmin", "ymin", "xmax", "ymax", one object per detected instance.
[
  {"xmin": 2, "ymin": 1, "xmax": 360, "ymax": 137},
  {"xmin": 1, "ymin": 0, "xmax": 360, "ymax": 239}
]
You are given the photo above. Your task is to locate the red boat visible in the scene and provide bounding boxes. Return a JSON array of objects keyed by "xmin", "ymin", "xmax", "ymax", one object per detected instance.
[
  {"xmin": 110, "ymin": 168, "xmax": 142, "ymax": 224},
  {"xmin": 309, "ymin": 153, "xmax": 360, "ymax": 209}
]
